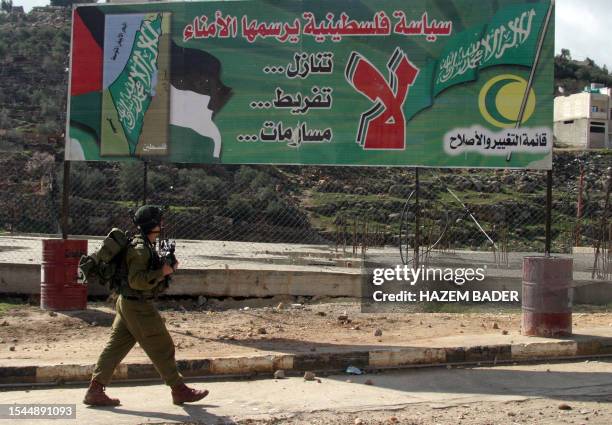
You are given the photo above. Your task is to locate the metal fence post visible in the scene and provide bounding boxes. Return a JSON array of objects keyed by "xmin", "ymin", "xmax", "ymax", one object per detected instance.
[
  {"xmin": 414, "ymin": 167, "xmax": 420, "ymax": 268},
  {"xmin": 143, "ymin": 161, "xmax": 148, "ymax": 205},
  {"xmin": 592, "ymin": 167, "xmax": 612, "ymax": 278},
  {"xmin": 61, "ymin": 160, "xmax": 71, "ymax": 239},
  {"xmin": 545, "ymin": 169, "xmax": 553, "ymax": 256},
  {"xmin": 575, "ymin": 163, "xmax": 584, "ymax": 246}
]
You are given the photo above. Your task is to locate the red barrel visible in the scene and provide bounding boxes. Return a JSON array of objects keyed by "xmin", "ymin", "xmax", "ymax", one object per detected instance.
[
  {"xmin": 521, "ymin": 256, "xmax": 573, "ymax": 337},
  {"xmin": 41, "ymin": 239, "xmax": 88, "ymax": 311}
]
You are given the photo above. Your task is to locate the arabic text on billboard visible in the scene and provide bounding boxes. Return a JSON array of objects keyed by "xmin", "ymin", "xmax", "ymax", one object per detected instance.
[{"xmin": 67, "ymin": 0, "xmax": 554, "ymax": 169}]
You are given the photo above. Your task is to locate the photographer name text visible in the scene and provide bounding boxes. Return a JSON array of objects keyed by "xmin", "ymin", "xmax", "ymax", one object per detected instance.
[
  {"xmin": 369, "ymin": 265, "xmax": 518, "ymax": 304},
  {"xmin": 372, "ymin": 290, "xmax": 518, "ymax": 303}
]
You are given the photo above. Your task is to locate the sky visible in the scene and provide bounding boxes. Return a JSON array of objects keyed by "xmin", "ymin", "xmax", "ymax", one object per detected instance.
[{"xmin": 10, "ymin": 0, "xmax": 612, "ymax": 69}]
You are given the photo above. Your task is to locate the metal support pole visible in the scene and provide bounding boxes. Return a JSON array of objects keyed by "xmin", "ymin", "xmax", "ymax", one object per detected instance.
[
  {"xmin": 414, "ymin": 167, "xmax": 420, "ymax": 268},
  {"xmin": 143, "ymin": 161, "xmax": 148, "ymax": 205},
  {"xmin": 507, "ymin": 0, "xmax": 554, "ymax": 162},
  {"xmin": 545, "ymin": 169, "xmax": 553, "ymax": 256},
  {"xmin": 575, "ymin": 163, "xmax": 584, "ymax": 246},
  {"xmin": 592, "ymin": 167, "xmax": 612, "ymax": 278},
  {"xmin": 61, "ymin": 160, "xmax": 71, "ymax": 239}
]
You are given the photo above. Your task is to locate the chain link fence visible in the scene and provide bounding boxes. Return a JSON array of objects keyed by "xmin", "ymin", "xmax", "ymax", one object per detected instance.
[{"xmin": 0, "ymin": 151, "xmax": 610, "ymax": 280}]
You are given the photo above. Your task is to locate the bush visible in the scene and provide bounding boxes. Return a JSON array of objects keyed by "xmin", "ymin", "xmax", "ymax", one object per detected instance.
[
  {"xmin": 388, "ymin": 184, "xmax": 413, "ymax": 197},
  {"xmin": 0, "ymin": 108, "xmax": 9, "ymax": 128},
  {"xmin": 148, "ymin": 171, "xmax": 173, "ymax": 193},
  {"xmin": 177, "ymin": 168, "xmax": 227, "ymax": 200},
  {"xmin": 226, "ymin": 194, "xmax": 255, "ymax": 220},
  {"xmin": 70, "ymin": 166, "xmax": 106, "ymax": 196},
  {"xmin": 38, "ymin": 118, "xmax": 62, "ymax": 134},
  {"xmin": 118, "ymin": 162, "xmax": 143, "ymax": 199},
  {"xmin": 264, "ymin": 199, "xmax": 306, "ymax": 227},
  {"xmin": 187, "ymin": 174, "xmax": 226, "ymax": 200},
  {"xmin": 234, "ymin": 166, "xmax": 271, "ymax": 191},
  {"xmin": 255, "ymin": 187, "xmax": 277, "ymax": 204}
]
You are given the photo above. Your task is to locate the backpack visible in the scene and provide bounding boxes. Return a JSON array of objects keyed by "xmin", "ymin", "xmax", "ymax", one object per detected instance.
[{"xmin": 78, "ymin": 228, "xmax": 132, "ymax": 291}]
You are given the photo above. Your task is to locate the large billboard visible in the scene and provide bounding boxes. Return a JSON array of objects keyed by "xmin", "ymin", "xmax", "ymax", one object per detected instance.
[{"xmin": 66, "ymin": 0, "xmax": 554, "ymax": 169}]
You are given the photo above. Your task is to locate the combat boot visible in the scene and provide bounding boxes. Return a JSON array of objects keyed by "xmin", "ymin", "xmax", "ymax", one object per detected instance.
[
  {"xmin": 171, "ymin": 382, "xmax": 209, "ymax": 405},
  {"xmin": 83, "ymin": 380, "xmax": 120, "ymax": 406}
]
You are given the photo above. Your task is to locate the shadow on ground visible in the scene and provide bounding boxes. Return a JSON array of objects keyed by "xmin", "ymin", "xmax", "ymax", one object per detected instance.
[
  {"xmin": 84, "ymin": 403, "xmax": 235, "ymax": 425},
  {"xmin": 324, "ymin": 359, "xmax": 612, "ymax": 404},
  {"xmin": 62, "ymin": 308, "xmax": 116, "ymax": 327}
]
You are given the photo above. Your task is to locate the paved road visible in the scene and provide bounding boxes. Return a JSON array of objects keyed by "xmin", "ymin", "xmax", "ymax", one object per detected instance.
[
  {"xmin": 1, "ymin": 360, "xmax": 611, "ymax": 424},
  {"xmin": 1, "ymin": 234, "xmax": 602, "ymax": 276}
]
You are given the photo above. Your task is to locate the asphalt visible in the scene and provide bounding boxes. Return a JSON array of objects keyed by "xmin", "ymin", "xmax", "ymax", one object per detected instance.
[{"xmin": 0, "ymin": 234, "xmax": 603, "ymax": 278}]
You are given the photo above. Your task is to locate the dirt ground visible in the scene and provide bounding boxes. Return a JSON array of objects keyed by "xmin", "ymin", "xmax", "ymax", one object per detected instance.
[
  {"xmin": 1, "ymin": 296, "xmax": 611, "ymax": 365},
  {"xmin": 231, "ymin": 397, "xmax": 612, "ymax": 425}
]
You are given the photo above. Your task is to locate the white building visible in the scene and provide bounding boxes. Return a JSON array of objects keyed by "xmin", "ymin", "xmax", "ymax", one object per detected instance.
[{"xmin": 554, "ymin": 84, "xmax": 612, "ymax": 149}]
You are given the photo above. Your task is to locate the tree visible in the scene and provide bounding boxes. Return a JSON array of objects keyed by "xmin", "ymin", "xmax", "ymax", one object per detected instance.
[
  {"xmin": 0, "ymin": 108, "xmax": 9, "ymax": 128},
  {"xmin": 51, "ymin": 0, "xmax": 97, "ymax": 6},
  {"xmin": 0, "ymin": 0, "xmax": 12, "ymax": 13},
  {"xmin": 555, "ymin": 48, "xmax": 612, "ymax": 95},
  {"xmin": 560, "ymin": 48, "xmax": 571, "ymax": 61},
  {"xmin": 118, "ymin": 162, "xmax": 144, "ymax": 199}
]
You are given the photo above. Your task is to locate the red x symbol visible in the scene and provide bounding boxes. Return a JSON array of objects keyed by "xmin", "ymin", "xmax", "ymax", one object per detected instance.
[{"xmin": 345, "ymin": 48, "xmax": 419, "ymax": 150}]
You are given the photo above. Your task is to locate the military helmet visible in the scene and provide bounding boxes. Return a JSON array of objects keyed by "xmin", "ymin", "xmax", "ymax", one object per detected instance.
[{"xmin": 133, "ymin": 205, "xmax": 163, "ymax": 234}]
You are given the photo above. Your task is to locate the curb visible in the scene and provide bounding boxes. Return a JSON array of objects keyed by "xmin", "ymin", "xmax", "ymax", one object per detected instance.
[
  {"xmin": 2, "ymin": 335, "xmax": 612, "ymax": 385},
  {"xmin": 0, "ymin": 263, "xmax": 362, "ymax": 298}
]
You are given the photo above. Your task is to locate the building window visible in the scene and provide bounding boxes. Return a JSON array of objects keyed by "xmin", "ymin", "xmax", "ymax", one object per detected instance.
[
  {"xmin": 592, "ymin": 106, "xmax": 599, "ymax": 112},
  {"xmin": 590, "ymin": 126, "xmax": 605, "ymax": 134},
  {"xmin": 563, "ymin": 120, "xmax": 574, "ymax": 124}
]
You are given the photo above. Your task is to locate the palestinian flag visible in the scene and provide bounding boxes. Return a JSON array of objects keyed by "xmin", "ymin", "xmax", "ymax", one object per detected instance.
[
  {"xmin": 67, "ymin": 7, "xmax": 232, "ymax": 163},
  {"xmin": 170, "ymin": 41, "xmax": 232, "ymax": 160}
]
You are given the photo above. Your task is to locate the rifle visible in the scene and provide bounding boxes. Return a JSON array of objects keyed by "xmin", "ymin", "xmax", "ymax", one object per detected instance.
[{"xmin": 159, "ymin": 238, "xmax": 177, "ymax": 290}]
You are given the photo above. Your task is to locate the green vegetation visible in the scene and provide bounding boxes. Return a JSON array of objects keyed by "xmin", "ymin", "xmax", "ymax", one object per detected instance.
[
  {"xmin": 0, "ymin": 0, "xmax": 12, "ymax": 13},
  {"xmin": 555, "ymin": 48, "xmax": 612, "ymax": 95},
  {"xmin": 301, "ymin": 153, "xmax": 609, "ymax": 252},
  {"xmin": 0, "ymin": 6, "xmax": 70, "ymax": 140},
  {"xmin": 437, "ymin": 190, "xmax": 515, "ymax": 205},
  {"xmin": 310, "ymin": 192, "xmax": 406, "ymax": 205},
  {"xmin": 50, "ymin": 0, "xmax": 97, "ymax": 7},
  {"xmin": 0, "ymin": 10, "xmax": 608, "ymax": 250},
  {"xmin": 0, "ymin": 298, "xmax": 25, "ymax": 316}
]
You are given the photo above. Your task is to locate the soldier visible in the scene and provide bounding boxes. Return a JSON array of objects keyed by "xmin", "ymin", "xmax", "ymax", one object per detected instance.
[{"xmin": 83, "ymin": 205, "xmax": 208, "ymax": 406}]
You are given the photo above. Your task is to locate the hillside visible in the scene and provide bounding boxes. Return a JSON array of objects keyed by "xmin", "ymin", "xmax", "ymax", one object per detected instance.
[{"xmin": 0, "ymin": 6, "xmax": 69, "ymax": 154}]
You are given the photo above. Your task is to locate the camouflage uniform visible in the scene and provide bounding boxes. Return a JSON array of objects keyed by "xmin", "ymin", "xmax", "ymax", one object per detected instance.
[{"xmin": 91, "ymin": 234, "xmax": 183, "ymax": 387}]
